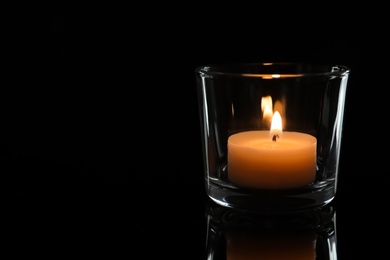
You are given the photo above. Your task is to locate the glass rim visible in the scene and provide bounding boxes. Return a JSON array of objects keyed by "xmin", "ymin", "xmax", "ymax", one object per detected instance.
[{"xmin": 195, "ymin": 62, "xmax": 351, "ymax": 78}]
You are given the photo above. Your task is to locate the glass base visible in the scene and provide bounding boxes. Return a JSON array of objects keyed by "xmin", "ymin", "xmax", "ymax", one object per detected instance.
[{"xmin": 207, "ymin": 181, "xmax": 335, "ymax": 213}]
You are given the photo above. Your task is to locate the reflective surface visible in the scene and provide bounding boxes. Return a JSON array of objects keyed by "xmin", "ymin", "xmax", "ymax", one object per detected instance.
[
  {"xmin": 205, "ymin": 202, "xmax": 336, "ymax": 259},
  {"xmin": 5, "ymin": 156, "xmax": 388, "ymax": 258}
]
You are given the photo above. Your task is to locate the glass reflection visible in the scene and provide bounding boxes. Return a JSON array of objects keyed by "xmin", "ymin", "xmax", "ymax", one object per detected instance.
[{"xmin": 205, "ymin": 203, "xmax": 336, "ymax": 260}]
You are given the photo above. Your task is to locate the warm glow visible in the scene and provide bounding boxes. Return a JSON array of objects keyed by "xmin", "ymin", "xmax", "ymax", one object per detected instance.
[
  {"xmin": 259, "ymin": 74, "xmax": 281, "ymax": 79},
  {"xmin": 270, "ymin": 111, "xmax": 283, "ymax": 139},
  {"xmin": 261, "ymin": 96, "xmax": 286, "ymax": 135},
  {"xmin": 261, "ymin": 96, "xmax": 273, "ymax": 127},
  {"xmin": 274, "ymin": 99, "xmax": 286, "ymax": 129}
]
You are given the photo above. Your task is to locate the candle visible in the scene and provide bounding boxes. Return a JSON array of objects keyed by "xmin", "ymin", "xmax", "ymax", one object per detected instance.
[{"xmin": 227, "ymin": 112, "xmax": 317, "ymax": 189}]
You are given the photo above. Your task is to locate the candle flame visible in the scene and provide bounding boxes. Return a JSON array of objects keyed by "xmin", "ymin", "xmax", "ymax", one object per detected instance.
[
  {"xmin": 270, "ymin": 111, "xmax": 283, "ymax": 139},
  {"xmin": 274, "ymin": 99, "xmax": 286, "ymax": 129}
]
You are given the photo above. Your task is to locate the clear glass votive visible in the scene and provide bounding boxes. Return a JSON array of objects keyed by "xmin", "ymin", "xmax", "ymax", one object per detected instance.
[{"xmin": 195, "ymin": 62, "xmax": 350, "ymax": 212}]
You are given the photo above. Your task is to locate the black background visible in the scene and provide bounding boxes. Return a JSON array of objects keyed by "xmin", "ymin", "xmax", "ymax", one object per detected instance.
[{"xmin": 5, "ymin": 3, "xmax": 389, "ymax": 258}]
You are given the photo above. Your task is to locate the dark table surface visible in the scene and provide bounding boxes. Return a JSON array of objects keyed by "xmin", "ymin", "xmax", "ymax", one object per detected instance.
[{"xmin": 5, "ymin": 148, "xmax": 388, "ymax": 259}]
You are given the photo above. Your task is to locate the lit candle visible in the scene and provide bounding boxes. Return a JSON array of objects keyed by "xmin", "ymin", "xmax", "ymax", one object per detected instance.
[{"xmin": 227, "ymin": 111, "xmax": 317, "ymax": 189}]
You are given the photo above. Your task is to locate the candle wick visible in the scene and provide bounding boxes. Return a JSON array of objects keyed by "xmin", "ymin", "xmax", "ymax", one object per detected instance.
[{"xmin": 272, "ymin": 134, "xmax": 279, "ymax": 142}]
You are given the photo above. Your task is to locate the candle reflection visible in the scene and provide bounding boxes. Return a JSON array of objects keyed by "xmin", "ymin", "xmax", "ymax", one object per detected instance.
[
  {"xmin": 227, "ymin": 231, "xmax": 316, "ymax": 260},
  {"xmin": 205, "ymin": 202, "xmax": 337, "ymax": 260}
]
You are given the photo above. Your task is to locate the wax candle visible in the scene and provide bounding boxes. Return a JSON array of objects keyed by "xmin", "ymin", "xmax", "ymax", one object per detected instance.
[{"xmin": 227, "ymin": 112, "xmax": 317, "ymax": 189}]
